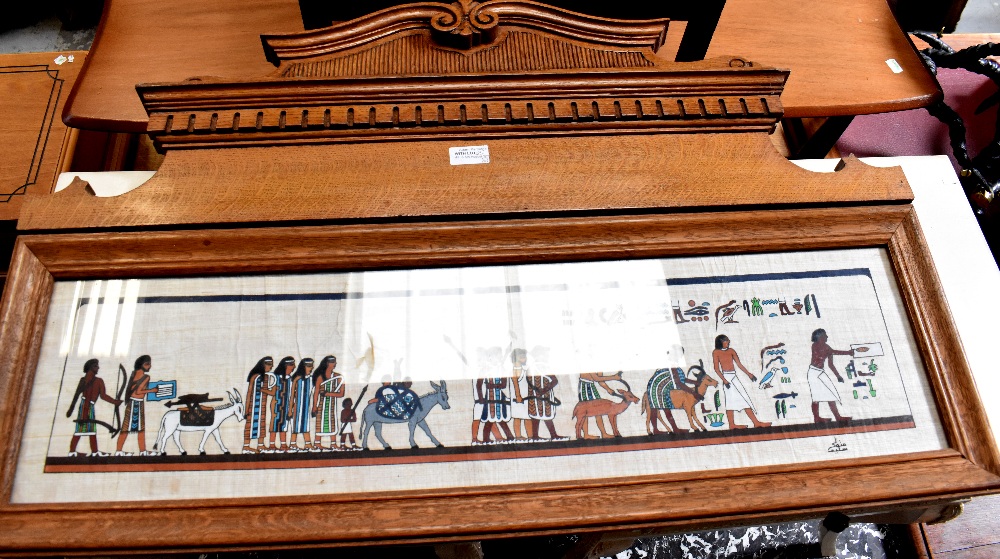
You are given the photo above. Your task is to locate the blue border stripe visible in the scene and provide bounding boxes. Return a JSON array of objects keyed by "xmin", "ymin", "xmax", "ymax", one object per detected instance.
[{"xmin": 666, "ymin": 268, "xmax": 872, "ymax": 287}]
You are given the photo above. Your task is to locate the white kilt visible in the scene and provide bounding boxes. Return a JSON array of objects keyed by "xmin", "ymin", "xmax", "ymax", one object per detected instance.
[
  {"xmin": 807, "ymin": 365, "xmax": 842, "ymax": 403},
  {"xmin": 722, "ymin": 371, "xmax": 754, "ymax": 412}
]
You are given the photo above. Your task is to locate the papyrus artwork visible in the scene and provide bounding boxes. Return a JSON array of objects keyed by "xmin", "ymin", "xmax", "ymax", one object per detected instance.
[{"xmin": 13, "ymin": 248, "xmax": 946, "ymax": 503}]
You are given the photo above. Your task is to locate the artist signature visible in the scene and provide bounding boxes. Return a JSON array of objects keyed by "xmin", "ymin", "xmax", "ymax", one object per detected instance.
[{"xmin": 827, "ymin": 437, "xmax": 848, "ymax": 453}]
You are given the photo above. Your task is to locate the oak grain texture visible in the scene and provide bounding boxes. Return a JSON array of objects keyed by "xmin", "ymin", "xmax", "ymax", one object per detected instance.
[
  {"xmin": 888, "ymin": 210, "xmax": 1000, "ymax": 475},
  {"xmin": 17, "ymin": 136, "xmax": 912, "ymax": 230},
  {"xmin": 0, "ymin": 241, "xmax": 53, "ymax": 502},
  {"xmin": 22, "ymin": 206, "xmax": 907, "ymax": 278},
  {"xmin": 63, "ymin": 0, "xmax": 938, "ymax": 132},
  {"xmin": 0, "ymin": 52, "xmax": 86, "ymax": 220},
  {"xmin": 2, "ymin": 207, "xmax": 999, "ymax": 554}
]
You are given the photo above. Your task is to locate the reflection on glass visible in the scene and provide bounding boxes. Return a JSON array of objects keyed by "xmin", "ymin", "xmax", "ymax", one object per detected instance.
[
  {"xmin": 58, "ymin": 281, "xmax": 83, "ymax": 356},
  {"xmin": 353, "ymin": 260, "xmax": 683, "ymax": 383},
  {"xmin": 92, "ymin": 279, "xmax": 122, "ymax": 356},
  {"xmin": 76, "ymin": 281, "xmax": 102, "ymax": 357},
  {"xmin": 114, "ymin": 279, "xmax": 141, "ymax": 357}
]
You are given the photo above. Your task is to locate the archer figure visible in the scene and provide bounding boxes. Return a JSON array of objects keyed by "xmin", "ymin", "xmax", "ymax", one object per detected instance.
[
  {"xmin": 66, "ymin": 359, "xmax": 122, "ymax": 457},
  {"xmin": 115, "ymin": 355, "xmax": 158, "ymax": 456}
]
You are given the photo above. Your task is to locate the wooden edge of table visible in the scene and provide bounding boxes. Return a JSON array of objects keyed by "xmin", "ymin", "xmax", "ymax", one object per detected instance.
[
  {"xmin": 60, "ymin": 0, "xmax": 304, "ymax": 133},
  {"xmin": 62, "ymin": 0, "xmax": 304, "ymax": 132},
  {"xmin": 0, "ymin": 51, "xmax": 88, "ymax": 221},
  {"xmin": 707, "ymin": 0, "xmax": 941, "ymax": 119}
]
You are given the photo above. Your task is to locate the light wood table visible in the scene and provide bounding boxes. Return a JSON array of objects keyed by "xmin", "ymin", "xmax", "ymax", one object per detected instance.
[
  {"xmin": 64, "ymin": 0, "xmax": 304, "ymax": 133},
  {"xmin": 0, "ymin": 52, "xmax": 86, "ymax": 221},
  {"xmin": 63, "ymin": 0, "xmax": 939, "ymax": 133},
  {"xmin": 707, "ymin": 0, "xmax": 939, "ymax": 118}
]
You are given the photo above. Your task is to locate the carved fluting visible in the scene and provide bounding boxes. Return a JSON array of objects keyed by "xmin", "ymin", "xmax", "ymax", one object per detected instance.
[
  {"xmin": 262, "ymin": 0, "xmax": 668, "ymax": 66},
  {"xmin": 145, "ymin": 94, "xmax": 780, "ymax": 148},
  {"xmin": 280, "ymin": 31, "xmax": 653, "ymax": 78}
]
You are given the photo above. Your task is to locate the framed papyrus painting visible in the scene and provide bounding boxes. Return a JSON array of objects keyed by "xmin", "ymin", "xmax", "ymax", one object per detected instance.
[
  {"xmin": 1, "ymin": 0, "xmax": 998, "ymax": 553},
  {"xmin": 3, "ymin": 207, "xmax": 998, "ymax": 551},
  {"xmin": 16, "ymin": 247, "xmax": 950, "ymax": 498}
]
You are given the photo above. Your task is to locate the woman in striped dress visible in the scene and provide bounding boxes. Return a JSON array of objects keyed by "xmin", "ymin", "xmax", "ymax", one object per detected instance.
[
  {"xmin": 242, "ymin": 356, "xmax": 274, "ymax": 454},
  {"xmin": 265, "ymin": 356, "xmax": 295, "ymax": 452},
  {"xmin": 311, "ymin": 355, "xmax": 344, "ymax": 450},
  {"xmin": 289, "ymin": 358, "xmax": 315, "ymax": 451}
]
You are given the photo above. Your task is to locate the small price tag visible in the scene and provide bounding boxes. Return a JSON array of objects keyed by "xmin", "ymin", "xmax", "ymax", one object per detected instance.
[
  {"xmin": 449, "ymin": 145, "xmax": 490, "ymax": 166},
  {"xmin": 885, "ymin": 59, "xmax": 903, "ymax": 74}
]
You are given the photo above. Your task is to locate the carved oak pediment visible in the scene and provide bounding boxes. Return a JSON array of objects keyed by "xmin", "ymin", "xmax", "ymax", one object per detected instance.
[
  {"xmin": 21, "ymin": 2, "xmax": 912, "ymax": 237},
  {"xmin": 262, "ymin": 0, "xmax": 667, "ymax": 77},
  {"xmin": 135, "ymin": 0, "xmax": 787, "ymax": 151}
]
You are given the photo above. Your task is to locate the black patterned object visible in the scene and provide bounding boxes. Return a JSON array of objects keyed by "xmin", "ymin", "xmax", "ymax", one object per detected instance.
[{"xmin": 608, "ymin": 521, "xmax": 918, "ymax": 559}]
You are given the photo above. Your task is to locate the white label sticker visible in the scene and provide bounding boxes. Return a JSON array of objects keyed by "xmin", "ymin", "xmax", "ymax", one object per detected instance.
[
  {"xmin": 449, "ymin": 145, "xmax": 490, "ymax": 165},
  {"xmin": 886, "ymin": 58, "xmax": 903, "ymax": 73}
]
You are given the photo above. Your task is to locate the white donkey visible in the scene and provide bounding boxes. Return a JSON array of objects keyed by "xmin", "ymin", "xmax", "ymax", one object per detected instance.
[{"xmin": 153, "ymin": 389, "xmax": 244, "ymax": 455}]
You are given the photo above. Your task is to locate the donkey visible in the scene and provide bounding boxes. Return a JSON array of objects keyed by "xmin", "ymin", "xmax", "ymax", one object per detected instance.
[
  {"xmin": 572, "ymin": 379, "xmax": 640, "ymax": 439},
  {"xmin": 642, "ymin": 364, "xmax": 717, "ymax": 434},
  {"xmin": 153, "ymin": 389, "xmax": 244, "ymax": 455},
  {"xmin": 361, "ymin": 381, "xmax": 450, "ymax": 450}
]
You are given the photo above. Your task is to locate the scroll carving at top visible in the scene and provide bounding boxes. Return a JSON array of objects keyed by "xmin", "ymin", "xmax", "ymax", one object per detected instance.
[{"xmin": 262, "ymin": 0, "xmax": 669, "ymax": 77}]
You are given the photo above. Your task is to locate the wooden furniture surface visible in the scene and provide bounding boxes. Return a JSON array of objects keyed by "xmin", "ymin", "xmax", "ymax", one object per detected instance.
[
  {"xmin": 62, "ymin": 0, "xmax": 939, "ymax": 133},
  {"xmin": 920, "ymin": 495, "xmax": 1000, "ymax": 558},
  {"xmin": 0, "ymin": 52, "xmax": 85, "ymax": 221},
  {"xmin": 62, "ymin": 0, "xmax": 305, "ymax": 133},
  {"xmin": 7, "ymin": 6, "xmax": 995, "ymax": 554},
  {"xmin": 5, "ymin": 192, "xmax": 1000, "ymax": 554},
  {"xmin": 6, "ymin": 145, "xmax": 1000, "ymax": 554},
  {"xmin": 296, "ymin": 0, "xmax": 727, "ymax": 62},
  {"xmin": 35, "ymin": 5, "xmax": 911, "ymax": 230},
  {"xmin": 34, "ymin": 33, "xmax": 912, "ymax": 229},
  {"xmin": 705, "ymin": 0, "xmax": 939, "ymax": 118}
]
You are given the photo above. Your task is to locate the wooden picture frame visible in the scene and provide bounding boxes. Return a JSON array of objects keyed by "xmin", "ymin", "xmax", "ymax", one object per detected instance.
[
  {"xmin": 3, "ymin": 2, "xmax": 997, "ymax": 553},
  {"xmin": 1, "ymin": 203, "xmax": 999, "ymax": 553}
]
